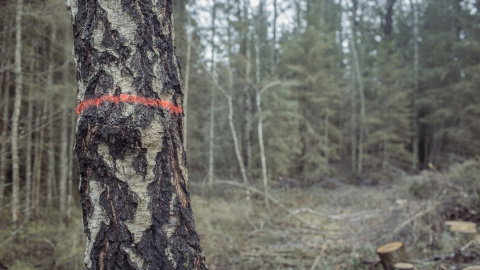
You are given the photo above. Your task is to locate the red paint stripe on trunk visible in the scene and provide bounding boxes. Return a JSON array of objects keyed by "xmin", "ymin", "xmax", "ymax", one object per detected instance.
[{"xmin": 76, "ymin": 94, "xmax": 182, "ymax": 115}]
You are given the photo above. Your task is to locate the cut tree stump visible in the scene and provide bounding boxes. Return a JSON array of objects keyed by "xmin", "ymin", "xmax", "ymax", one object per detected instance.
[
  {"xmin": 445, "ymin": 221, "xmax": 477, "ymax": 234},
  {"xmin": 394, "ymin": 262, "xmax": 414, "ymax": 270},
  {"xmin": 377, "ymin": 242, "xmax": 408, "ymax": 270}
]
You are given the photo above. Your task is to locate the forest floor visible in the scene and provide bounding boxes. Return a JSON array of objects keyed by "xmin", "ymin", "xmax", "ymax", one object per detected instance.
[{"xmin": 0, "ymin": 160, "xmax": 479, "ymax": 270}]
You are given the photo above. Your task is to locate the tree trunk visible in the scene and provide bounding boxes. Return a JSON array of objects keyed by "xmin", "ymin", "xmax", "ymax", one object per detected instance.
[
  {"xmin": 208, "ymin": 1, "xmax": 217, "ymax": 188},
  {"xmin": 65, "ymin": 0, "xmax": 208, "ymax": 269},
  {"xmin": 227, "ymin": 96, "xmax": 249, "ymax": 187},
  {"xmin": 226, "ymin": 7, "xmax": 249, "ymax": 189},
  {"xmin": 324, "ymin": 111, "xmax": 329, "ymax": 165},
  {"xmin": 383, "ymin": 0, "xmax": 397, "ymax": 36},
  {"xmin": 24, "ymin": 73, "xmax": 33, "ymax": 225},
  {"xmin": 256, "ymin": 92, "xmax": 269, "ymax": 212},
  {"xmin": 351, "ymin": 0, "xmax": 366, "ymax": 176},
  {"xmin": 59, "ymin": 105, "xmax": 68, "ymax": 213},
  {"xmin": 46, "ymin": 26, "xmax": 57, "ymax": 209},
  {"xmin": 410, "ymin": 0, "xmax": 419, "ymax": 170},
  {"xmin": 377, "ymin": 242, "xmax": 408, "ymax": 270},
  {"xmin": 350, "ymin": 71, "xmax": 357, "ymax": 176},
  {"xmin": 0, "ymin": 31, "xmax": 12, "ymax": 209},
  {"xmin": 11, "ymin": 0, "xmax": 23, "ymax": 230},
  {"xmin": 60, "ymin": 25, "xmax": 69, "ymax": 212},
  {"xmin": 67, "ymin": 110, "xmax": 75, "ymax": 226},
  {"xmin": 183, "ymin": 16, "xmax": 192, "ymax": 150},
  {"xmin": 242, "ymin": 24, "xmax": 252, "ymax": 177},
  {"xmin": 271, "ymin": 0, "xmax": 277, "ymax": 75},
  {"xmin": 33, "ymin": 103, "xmax": 47, "ymax": 217}
]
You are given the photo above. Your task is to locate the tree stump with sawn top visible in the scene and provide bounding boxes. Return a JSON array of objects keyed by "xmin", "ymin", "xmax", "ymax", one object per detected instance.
[{"xmin": 377, "ymin": 242, "xmax": 408, "ymax": 270}]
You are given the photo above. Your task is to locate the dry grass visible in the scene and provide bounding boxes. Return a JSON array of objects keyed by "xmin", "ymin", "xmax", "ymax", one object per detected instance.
[
  {"xmin": 0, "ymin": 160, "xmax": 479, "ymax": 269},
  {"xmin": 192, "ymin": 160, "xmax": 480, "ymax": 269}
]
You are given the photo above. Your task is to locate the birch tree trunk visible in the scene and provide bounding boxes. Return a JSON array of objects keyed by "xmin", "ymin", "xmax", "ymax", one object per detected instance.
[
  {"xmin": 46, "ymin": 26, "xmax": 57, "ymax": 208},
  {"xmin": 350, "ymin": 70, "xmax": 357, "ymax": 176},
  {"xmin": 256, "ymin": 92, "xmax": 269, "ymax": 211},
  {"xmin": 11, "ymin": 0, "xmax": 23, "ymax": 230},
  {"xmin": 59, "ymin": 103, "xmax": 68, "ymax": 213},
  {"xmin": 271, "ymin": 0, "xmax": 277, "ymax": 75},
  {"xmin": 66, "ymin": 110, "xmax": 75, "ymax": 226},
  {"xmin": 65, "ymin": 0, "xmax": 208, "ymax": 269},
  {"xmin": 208, "ymin": 1, "xmax": 216, "ymax": 188},
  {"xmin": 226, "ymin": 7, "xmax": 249, "ymax": 188},
  {"xmin": 183, "ymin": 16, "xmax": 192, "ymax": 149},
  {"xmin": 59, "ymin": 25, "xmax": 68, "ymax": 211},
  {"xmin": 351, "ymin": 0, "xmax": 366, "ymax": 176}
]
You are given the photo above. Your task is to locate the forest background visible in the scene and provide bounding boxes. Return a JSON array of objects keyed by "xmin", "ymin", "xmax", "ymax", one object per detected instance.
[{"xmin": 1, "ymin": 0, "xmax": 480, "ymax": 269}]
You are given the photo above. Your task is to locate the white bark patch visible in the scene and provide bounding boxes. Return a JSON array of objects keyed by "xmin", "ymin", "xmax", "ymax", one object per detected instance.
[
  {"xmin": 65, "ymin": 0, "xmax": 78, "ymax": 18},
  {"xmin": 151, "ymin": 77, "xmax": 164, "ymax": 96},
  {"xmin": 165, "ymin": 246, "xmax": 177, "ymax": 269},
  {"xmin": 84, "ymin": 180, "xmax": 110, "ymax": 268},
  {"xmin": 98, "ymin": 0, "xmax": 137, "ymax": 42},
  {"xmin": 110, "ymin": 65, "xmax": 134, "ymax": 95},
  {"xmin": 93, "ymin": 21, "xmax": 105, "ymax": 51},
  {"xmin": 122, "ymin": 245, "xmax": 145, "ymax": 270},
  {"xmin": 98, "ymin": 114, "xmax": 164, "ymax": 245}
]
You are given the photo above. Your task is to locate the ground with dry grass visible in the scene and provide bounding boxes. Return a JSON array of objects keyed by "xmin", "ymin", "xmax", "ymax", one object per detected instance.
[{"xmin": 0, "ymin": 160, "xmax": 479, "ymax": 269}]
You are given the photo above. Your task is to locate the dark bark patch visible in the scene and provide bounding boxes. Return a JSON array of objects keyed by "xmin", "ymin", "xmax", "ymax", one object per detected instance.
[{"xmin": 133, "ymin": 148, "xmax": 148, "ymax": 177}]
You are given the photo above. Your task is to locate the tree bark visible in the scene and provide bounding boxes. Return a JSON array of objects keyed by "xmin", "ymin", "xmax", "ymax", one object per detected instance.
[
  {"xmin": 271, "ymin": 0, "xmax": 277, "ymax": 75},
  {"xmin": 410, "ymin": 0, "xmax": 419, "ymax": 170},
  {"xmin": 350, "ymin": 69, "xmax": 357, "ymax": 176},
  {"xmin": 242, "ymin": 21, "xmax": 252, "ymax": 177},
  {"xmin": 11, "ymin": 0, "xmax": 23, "ymax": 230},
  {"xmin": 383, "ymin": 0, "xmax": 397, "ymax": 36},
  {"xmin": 0, "ymin": 30, "xmax": 12, "ymax": 209},
  {"xmin": 351, "ymin": 0, "xmax": 366, "ymax": 176},
  {"xmin": 46, "ymin": 26, "xmax": 57, "ymax": 208},
  {"xmin": 256, "ymin": 92, "xmax": 269, "ymax": 212},
  {"xmin": 208, "ymin": 1, "xmax": 216, "ymax": 188},
  {"xmin": 65, "ymin": 0, "xmax": 208, "ymax": 269},
  {"xmin": 226, "ymin": 7, "xmax": 249, "ymax": 189},
  {"xmin": 183, "ymin": 15, "xmax": 192, "ymax": 150},
  {"xmin": 67, "ymin": 110, "xmax": 75, "ymax": 226},
  {"xmin": 59, "ymin": 106, "xmax": 68, "ymax": 213},
  {"xmin": 24, "ymin": 70, "xmax": 33, "ymax": 224},
  {"xmin": 33, "ymin": 103, "xmax": 47, "ymax": 217}
]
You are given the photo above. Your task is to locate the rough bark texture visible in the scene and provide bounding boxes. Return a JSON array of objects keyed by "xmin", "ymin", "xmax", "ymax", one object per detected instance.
[{"xmin": 66, "ymin": 0, "xmax": 207, "ymax": 269}]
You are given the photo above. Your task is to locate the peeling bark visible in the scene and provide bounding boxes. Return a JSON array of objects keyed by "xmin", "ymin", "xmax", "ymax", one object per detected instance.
[{"xmin": 66, "ymin": 0, "xmax": 207, "ymax": 269}]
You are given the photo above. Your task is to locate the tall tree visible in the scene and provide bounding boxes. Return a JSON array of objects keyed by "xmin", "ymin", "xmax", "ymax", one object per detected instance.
[
  {"xmin": 11, "ymin": 0, "xmax": 23, "ymax": 230},
  {"xmin": 410, "ymin": 0, "xmax": 420, "ymax": 169},
  {"xmin": 65, "ymin": 0, "xmax": 208, "ymax": 269},
  {"xmin": 208, "ymin": 0, "xmax": 217, "ymax": 187},
  {"xmin": 0, "ymin": 26, "xmax": 12, "ymax": 209},
  {"xmin": 350, "ymin": 0, "xmax": 366, "ymax": 176}
]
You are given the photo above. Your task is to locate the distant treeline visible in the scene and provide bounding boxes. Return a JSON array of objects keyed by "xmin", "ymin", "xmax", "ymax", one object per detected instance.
[{"xmin": 1, "ymin": 0, "xmax": 480, "ymax": 227}]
